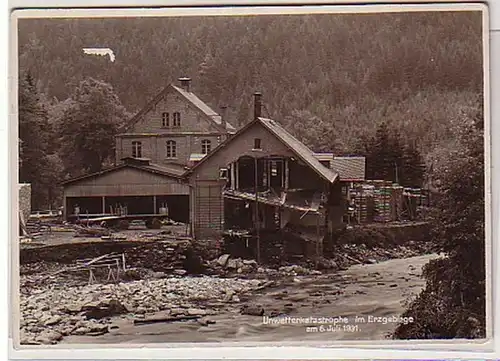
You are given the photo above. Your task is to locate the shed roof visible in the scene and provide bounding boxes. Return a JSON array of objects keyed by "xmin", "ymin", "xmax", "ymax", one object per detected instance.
[
  {"xmin": 122, "ymin": 83, "xmax": 236, "ymax": 133},
  {"xmin": 61, "ymin": 160, "xmax": 186, "ymax": 186},
  {"xmin": 186, "ymin": 117, "xmax": 339, "ymax": 184},
  {"xmin": 330, "ymin": 156, "xmax": 366, "ymax": 181}
]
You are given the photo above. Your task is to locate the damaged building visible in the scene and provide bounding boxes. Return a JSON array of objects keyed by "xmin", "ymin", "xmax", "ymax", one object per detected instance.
[
  {"xmin": 61, "ymin": 77, "xmax": 235, "ymax": 223},
  {"xmin": 185, "ymin": 93, "xmax": 345, "ymax": 242}
]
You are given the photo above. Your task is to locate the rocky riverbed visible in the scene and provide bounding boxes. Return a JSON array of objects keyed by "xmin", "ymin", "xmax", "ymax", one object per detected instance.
[
  {"xmin": 58, "ymin": 254, "xmax": 438, "ymax": 344},
  {"xmin": 18, "ymin": 226, "xmax": 434, "ymax": 345},
  {"xmin": 19, "ymin": 275, "xmax": 268, "ymax": 345}
]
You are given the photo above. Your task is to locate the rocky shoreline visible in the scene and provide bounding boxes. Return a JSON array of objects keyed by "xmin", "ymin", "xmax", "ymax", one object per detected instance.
[{"xmin": 20, "ymin": 273, "xmax": 268, "ymax": 345}]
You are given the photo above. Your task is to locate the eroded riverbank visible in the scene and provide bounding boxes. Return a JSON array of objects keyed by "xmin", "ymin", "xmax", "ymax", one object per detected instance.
[{"xmin": 58, "ymin": 254, "xmax": 438, "ymax": 344}]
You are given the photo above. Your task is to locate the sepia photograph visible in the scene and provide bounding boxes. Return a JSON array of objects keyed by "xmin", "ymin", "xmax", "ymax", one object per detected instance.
[{"xmin": 13, "ymin": 4, "xmax": 489, "ymax": 348}]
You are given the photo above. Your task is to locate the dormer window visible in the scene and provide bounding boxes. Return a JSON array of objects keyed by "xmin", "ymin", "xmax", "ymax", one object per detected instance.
[
  {"xmin": 253, "ymin": 138, "xmax": 262, "ymax": 150},
  {"xmin": 173, "ymin": 112, "xmax": 181, "ymax": 127},
  {"xmin": 162, "ymin": 112, "xmax": 170, "ymax": 127},
  {"xmin": 201, "ymin": 139, "xmax": 212, "ymax": 154},
  {"xmin": 132, "ymin": 141, "xmax": 142, "ymax": 158}
]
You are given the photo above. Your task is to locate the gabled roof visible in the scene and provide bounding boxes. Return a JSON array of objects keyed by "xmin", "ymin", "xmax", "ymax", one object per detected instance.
[
  {"xmin": 186, "ymin": 117, "xmax": 339, "ymax": 184},
  {"xmin": 172, "ymin": 85, "xmax": 236, "ymax": 132},
  {"xmin": 61, "ymin": 160, "xmax": 186, "ymax": 186},
  {"xmin": 122, "ymin": 84, "xmax": 236, "ymax": 133},
  {"xmin": 330, "ymin": 156, "xmax": 366, "ymax": 181}
]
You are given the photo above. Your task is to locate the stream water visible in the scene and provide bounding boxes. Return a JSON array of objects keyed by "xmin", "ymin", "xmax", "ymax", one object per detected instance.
[{"xmin": 61, "ymin": 254, "xmax": 437, "ymax": 344}]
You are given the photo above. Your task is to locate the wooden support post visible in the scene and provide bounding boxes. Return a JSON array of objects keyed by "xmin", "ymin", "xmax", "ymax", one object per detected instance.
[
  {"xmin": 153, "ymin": 195, "xmax": 157, "ymax": 215},
  {"xmin": 235, "ymin": 161, "xmax": 239, "ymax": 190},
  {"xmin": 230, "ymin": 163, "xmax": 236, "ymax": 190},
  {"xmin": 254, "ymin": 157, "xmax": 261, "ymax": 264},
  {"xmin": 284, "ymin": 158, "xmax": 289, "ymax": 190},
  {"xmin": 102, "ymin": 196, "xmax": 106, "ymax": 215}
]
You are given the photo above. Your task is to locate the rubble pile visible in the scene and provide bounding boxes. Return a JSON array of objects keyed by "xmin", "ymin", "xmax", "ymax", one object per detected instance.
[
  {"xmin": 206, "ymin": 254, "xmax": 324, "ymax": 278},
  {"xmin": 324, "ymin": 241, "xmax": 433, "ymax": 269},
  {"xmin": 20, "ymin": 276, "xmax": 265, "ymax": 345}
]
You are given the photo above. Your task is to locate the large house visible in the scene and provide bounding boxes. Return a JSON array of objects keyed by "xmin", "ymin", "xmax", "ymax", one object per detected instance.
[
  {"xmin": 61, "ymin": 77, "xmax": 235, "ymax": 223},
  {"xmin": 184, "ymin": 93, "xmax": 346, "ymax": 240},
  {"xmin": 115, "ymin": 77, "xmax": 236, "ymax": 167}
]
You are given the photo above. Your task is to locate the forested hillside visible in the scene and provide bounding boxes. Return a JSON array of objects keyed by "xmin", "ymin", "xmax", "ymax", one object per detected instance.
[{"xmin": 18, "ymin": 11, "xmax": 483, "ymax": 208}]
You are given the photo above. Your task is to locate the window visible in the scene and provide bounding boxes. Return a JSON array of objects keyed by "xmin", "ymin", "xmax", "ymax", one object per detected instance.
[
  {"xmin": 166, "ymin": 140, "xmax": 177, "ymax": 158},
  {"xmin": 270, "ymin": 160, "xmax": 278, "ymax": 176},
  {"xmin": 219, "ymin": 168, "xmax": 229, "ymax": 180},
  {"xmin": 132, "ymin": 141, "xmax": 142, "ymax": 158},
  {"xmin": 201, "ymin": 139, "xmax": 212, "ymax": 154},
  {"xmin": 162, "ymin": 112, "xmax": 169, "ymax": 127},
  {"xmin": 253, "ymin": 138, "xmax": 262, "ymax": 150},
  {"xmin": 173, "ymin": 112, "xmax": 181, "ymax": 127}
]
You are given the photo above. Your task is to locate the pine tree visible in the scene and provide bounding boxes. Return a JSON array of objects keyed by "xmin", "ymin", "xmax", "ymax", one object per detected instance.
[
  {"xmin": 18, "ymin": 72, "xmax": 53, "ymax": 209},
  {"xmin": 401, "ymin": 141, "xmax": 426, "ymax": 187}
]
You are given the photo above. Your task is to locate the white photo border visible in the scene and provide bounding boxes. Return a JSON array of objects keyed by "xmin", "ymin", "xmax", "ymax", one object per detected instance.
[{"xmin": 5, "ymin": 1, "xmax": 498, "ymax": 359}]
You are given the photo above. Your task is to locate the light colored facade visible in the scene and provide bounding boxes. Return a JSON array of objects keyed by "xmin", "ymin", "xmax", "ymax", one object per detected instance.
[{"xmin": 115, "ymin": 77, "xmax": 235, "ymax": 167}]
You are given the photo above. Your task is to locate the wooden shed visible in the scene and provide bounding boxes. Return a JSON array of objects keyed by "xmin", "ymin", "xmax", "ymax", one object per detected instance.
[{"xmin": 61, "ymin": 157, "xmax": 190, "ymax": 223}]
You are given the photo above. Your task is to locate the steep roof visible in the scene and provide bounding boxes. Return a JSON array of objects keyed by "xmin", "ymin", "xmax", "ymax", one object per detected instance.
[
  {"xmin": 258, "ymin": 118, "xmax": 338, "ymax": 183},
  {"xmin": 186, "ymin": 117, "xmax": 339, "ymax": 184},
  {"xmin": 61, "ymin": 160, "xmax": 186, "ymax": 186},
  {"xmin": 122, "ymin": 84, "xmax": 236, "ymax": 133},
  {"xmin": 172, "ymin": 85, "xmax": 236, "ymax": 132}
]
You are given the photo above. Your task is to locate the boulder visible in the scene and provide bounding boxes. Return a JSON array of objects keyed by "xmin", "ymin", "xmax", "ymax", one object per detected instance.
[
  {"xmin": 217, "ymin": 254, "xmax": 231, "ymax": 267},
  {"xmin": 242, "ymin": 259, "xmax": 258, "ymax": 267},
  {"xmin": 71, "ymin": 326, "xmax": 91, "ymax": 335},
  {"xmin": 87, "ymin": 324, "xmax": 109, "ymax": 336},
  {"xmin": 174, "ymin": 269, "xmax": 187, "ymax": 276},
  {"xmin": 82, "ymin": 299, "xmax": 128, "ymax": 319},
  {"xmin": 316, "ymin": 258, "xmax": 338, "ymax": 270},
  {"xmin": 64, "ymin": 304, "xmax": 82, "ymax": 314},
  {"xmin": 240, "ymin": 304, "xmax": 265, "ymax": 316},
  {"xmin": 43, "ymin": 315, "xmax": 62, "ymax": 326},
  {"xmin": 152, "ymin": 272, "xmax": 167, "ymax": 279},
  {"xmin": 35, "ymin": 330, "xmax": 63, "ymax": 345},
  {"xmin": 226, "ymin": 259, "xmax": 239, "ymax": 269}
]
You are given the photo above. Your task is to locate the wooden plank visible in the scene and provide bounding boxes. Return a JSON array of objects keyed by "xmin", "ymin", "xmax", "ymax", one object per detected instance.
[{"xmin": 133, "ymin": 315, "xmax": 201, "ymax": 325}]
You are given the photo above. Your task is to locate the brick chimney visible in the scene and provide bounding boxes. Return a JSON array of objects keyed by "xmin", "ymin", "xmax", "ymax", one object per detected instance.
[
  {"xmin": 178, "ymin": 77, "xmax": 192, "ymax": 92},
  {"xmin": 219, "ymin": 105, "xmax": 228, "ymax": 132},
  {"xmin": 254, "ymin": 92, "xmax": 262, "ymax": 120}
]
